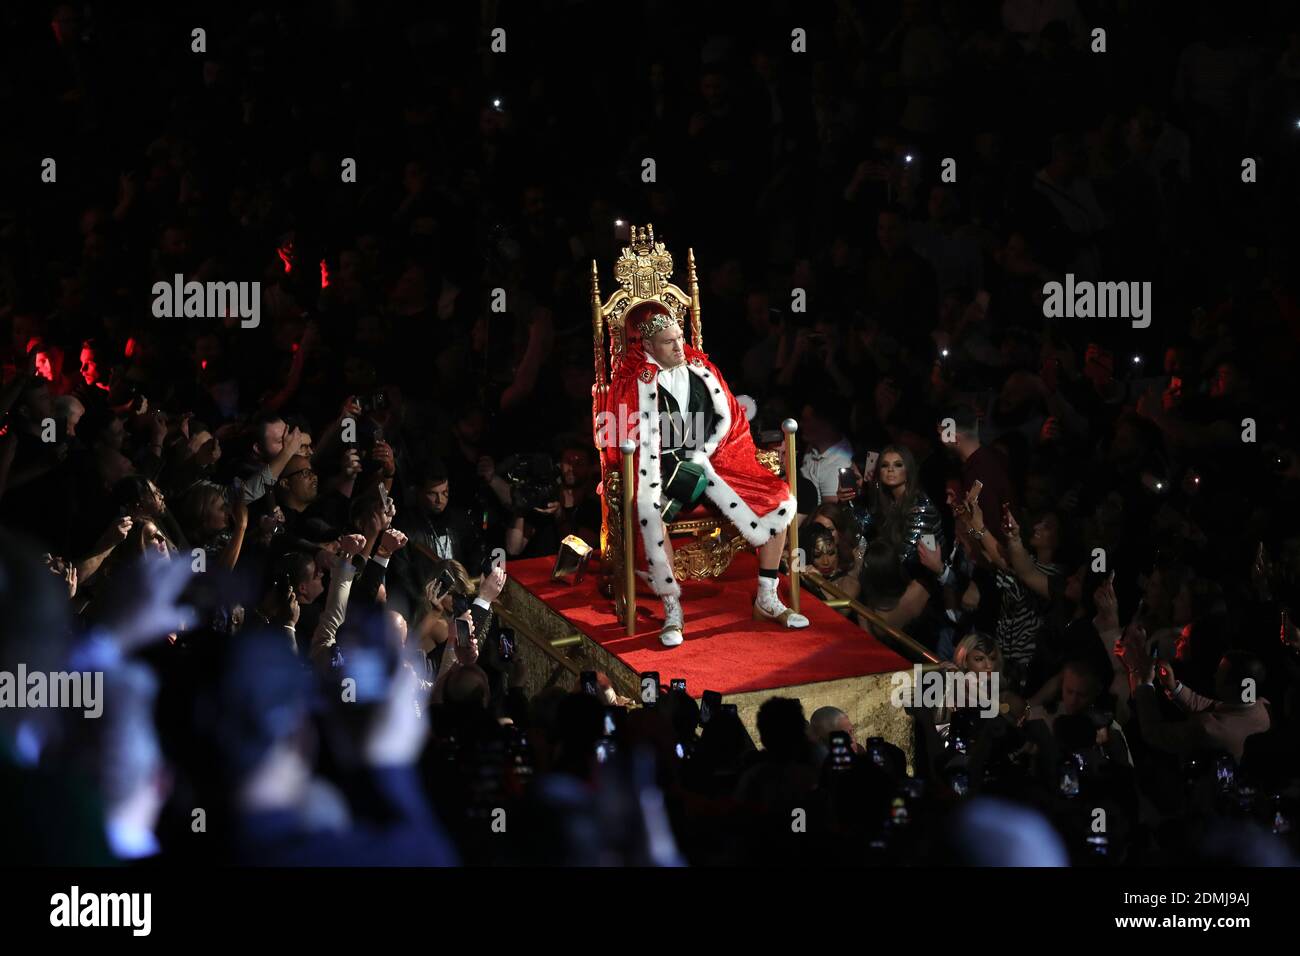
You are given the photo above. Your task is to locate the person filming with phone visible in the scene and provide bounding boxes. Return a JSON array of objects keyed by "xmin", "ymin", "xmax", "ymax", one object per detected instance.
[
  {"xmin": 851, "ymin": 443, "xmax": 943, "ymax": 575},
  {"xmin": 1120, "ymin": 632, "xmax": 1271, "ymax": 763},
  {"xmin": 797, "ymin": 393, "xmax": 855, "ymax": 503}
]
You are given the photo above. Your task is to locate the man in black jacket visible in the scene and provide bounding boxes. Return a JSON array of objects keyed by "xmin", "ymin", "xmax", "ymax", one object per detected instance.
[{"xmin": 399, "ymin": 470, "xmax": 484, "ymax": 571}]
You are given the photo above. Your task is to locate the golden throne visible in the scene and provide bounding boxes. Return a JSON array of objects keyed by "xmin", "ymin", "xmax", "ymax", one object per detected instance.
[{"xmin": 591, "ymin": 224, "xmax": 784, "ymax": 631}]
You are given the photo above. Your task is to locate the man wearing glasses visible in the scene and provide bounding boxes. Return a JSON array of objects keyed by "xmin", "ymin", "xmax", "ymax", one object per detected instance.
[{"xmin": 276, "ymin": 454, "xmax": 337, "ymax": 547}]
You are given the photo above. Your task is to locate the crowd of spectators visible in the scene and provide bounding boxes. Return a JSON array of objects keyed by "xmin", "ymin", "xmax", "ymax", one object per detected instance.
[{"xmin": 2, "ymin": 1, "xmax": 1300, "ymax": 865}]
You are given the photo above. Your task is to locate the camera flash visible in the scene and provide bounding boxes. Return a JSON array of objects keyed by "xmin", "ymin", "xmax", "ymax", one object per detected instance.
[
  {"xmin": 492, "ymin": 98, "xmax": 502, "ymax": 109},
  {"xmin": 1132, "ymin": 354, "xmax": 1142, "ymax": 364},
  {"xmin": 1155, "ymin": 481, "xmax": 1164, "ymax": 491},
  {"xmin": 904, "ymin": 154, "xmax": 913, "ymax": 164},
  {"xmin": 614, "ymin": 219, "xmax": 624, "ymax": 226},
  {"xmin": 940, "ymin": 348, "xmax": 950, "ymax": 358}
]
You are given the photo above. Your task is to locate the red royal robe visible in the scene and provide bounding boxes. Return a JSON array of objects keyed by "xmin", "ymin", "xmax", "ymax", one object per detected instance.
[{"xmin": 601, "ymin": 342, "xmax": 796, "ymax": 597}]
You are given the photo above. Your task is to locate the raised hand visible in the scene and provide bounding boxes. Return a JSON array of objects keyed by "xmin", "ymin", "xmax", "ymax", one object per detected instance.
[
  {"xmin": 1002, "ymin": 508, "xmax": 1023, "ymax": 555},
  {"xmin": 282, "ymin": 588, "xmax": 300, "ymax": 628},
  {"xmin": 1115, "ymin": 621, "xmax": 1153, "ymax": 684},
  {"xmin": 195, "ymin": 436, "xmax": 222, "ymax": 468},
  {"xmin": 285, "ymin": 426, "xmax": 308, "ymax": 455},
  {"xmin": 1155, "ymin": 657, "xmax": 1176, "ymax": 693},
  {"xmin": 478, "ymin": 565, "xmax": 507, "ymax": 603},
  {"xmin": 917, "ymin": 538, "xmax": 943, "ymax": 574},
  {"xmin": 364, "ymin": 661, "xmax": 430, "ymax": 768},
  {"xmin": 97, "ymin": 553, "xmax": 197, "ymax": 651},
  {"xmin": 371, "ymin": 440, "xmax": 396, "ymax": 477},
  {"xmin": 264, "ymin": 573, "xmax": 300, "ymax": 627},
  {"xmin": 944, "ymin": 484, "xmax": 960, "ymax": 511},
  {"xmin": 453, "ymin": 616, "xmax": 479, "ymax": 667},
  {"xmin": 339, "ymin": 447, "xmax": 362, "ymax": 478},
  {"xmin": 44, "ymin": 554, "xmax": 77, "ymax": 597},
  {"xmin": 258, "ymin": 507, "xmax": 285, "ymax": 538},
  {"xmin": 963, "ymin": 483, "xmax": 982, "ymax": 520},
  {"xmin": 1093, "ymin": 574, "xmax": 1119, "ymax": 633},
  {"xmin": 337, "ymin": 533, "xmax": 367, "ymax": 556},
  {"xmin": 358, "ymin": 507, "xmax": 385, "ymax": 544},
  {"xmin": 836, "ymin": 463, "xmax": 863, "ymax": 504},
  {"xmin": 377, "ymin": 528, "xmax": 408, "ymax": 559}
]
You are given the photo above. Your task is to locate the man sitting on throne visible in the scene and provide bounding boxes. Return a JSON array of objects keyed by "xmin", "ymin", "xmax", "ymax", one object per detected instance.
[{"xmin": 603, "ymin": 300, "xmax": 809, "ymax": 647}]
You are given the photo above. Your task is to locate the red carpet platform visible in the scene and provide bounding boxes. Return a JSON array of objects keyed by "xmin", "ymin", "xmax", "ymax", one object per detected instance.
[{"xmin": 506, "ymin": 551, "xmax": 909, "ymax": 696}]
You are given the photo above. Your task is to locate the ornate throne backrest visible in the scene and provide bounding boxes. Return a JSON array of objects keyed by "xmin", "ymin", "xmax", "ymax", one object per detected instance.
[
  {"xmin": 590, "ymin": 223, "xmax": 702, "ymax": 399},
  {"xmin": 590, "ymin": 225, "xmax": 705, "ymax": 556}
]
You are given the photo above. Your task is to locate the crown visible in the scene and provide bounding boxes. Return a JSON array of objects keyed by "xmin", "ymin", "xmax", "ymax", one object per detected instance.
[
  {"xmin": 629, "ymin": 223, "xmax": 656, "ymax": 255},
  {"xmin": 627, "ymin": 300, "xmax": 676, "ymax": 341}
]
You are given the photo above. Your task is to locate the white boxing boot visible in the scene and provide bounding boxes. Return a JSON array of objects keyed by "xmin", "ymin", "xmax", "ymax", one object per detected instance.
[
  {"xmin": 660, "ymin": 593, "xmax": 684, "ymax": 647},
  {"xmin": 753, "ymin": 574, "xmax": 809, "ymax": 628}
]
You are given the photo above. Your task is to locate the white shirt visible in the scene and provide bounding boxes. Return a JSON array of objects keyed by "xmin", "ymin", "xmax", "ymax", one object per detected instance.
[
  {"xmin": 648, "ymin": 354, "xmax": 691, "ymax": 414},
  {"xmin": 801, "ymin": 438, "xmax": 854, "ymax": 498}
]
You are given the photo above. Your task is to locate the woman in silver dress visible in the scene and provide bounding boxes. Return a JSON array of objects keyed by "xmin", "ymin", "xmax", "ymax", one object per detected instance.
[{"xmin": 853, "ymin": 443, "xmax": 944, "ymax": 573}]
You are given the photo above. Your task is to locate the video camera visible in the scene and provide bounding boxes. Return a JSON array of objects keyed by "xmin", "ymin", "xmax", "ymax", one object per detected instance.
[{"xmin": 502, "ymin": 453, "xmax": 560, "ymax": 513}]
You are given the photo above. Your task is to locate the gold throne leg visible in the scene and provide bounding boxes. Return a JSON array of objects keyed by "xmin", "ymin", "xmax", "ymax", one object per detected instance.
[{"xmin": 620, "ymin": 441, "xmax": 636, "ymax": 635}]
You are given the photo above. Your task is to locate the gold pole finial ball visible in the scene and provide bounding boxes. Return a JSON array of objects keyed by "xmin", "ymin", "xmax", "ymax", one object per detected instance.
[
  {"xmin": 619, "ymin": 439, "xmax": 636, "ymax": 454},
  {"xmin": 782, "ymin": 419, "xmax": 799, "ymax": 434}
]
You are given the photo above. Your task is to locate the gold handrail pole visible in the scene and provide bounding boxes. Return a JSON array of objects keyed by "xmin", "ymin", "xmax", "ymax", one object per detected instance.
[
  {"xmin": 782, "ymin": 418, "xmax": 800, "ymax": 614},
  {"xmin": 591, "ymin": 261, "xmax": 608, "ymax": 553},
  {"xmin": 801, "ymin": 569, "xmax": 940, "ymax": 664},
  {"xmin": 491, "ymin": 602, "xmax": 583, "ymax": 677},
  {"xmin": 591, "ymin": 261, "xmax": 607, "ymax": 436},
  {"xmin": 620, "ymin": 439, "xmax": 637, "ymax": 636},
  {"xmin": 688, "ymin": 248, "xmax": 703, "ymax": 351}
]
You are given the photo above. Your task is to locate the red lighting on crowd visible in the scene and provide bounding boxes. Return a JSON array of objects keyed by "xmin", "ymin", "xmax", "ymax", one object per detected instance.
[
  {"xmin": 320, "ymin": 259, "xmax": 330, "ymax": 289},
  {"xmin": 277, "ymin": 246, "xmax": 293, "ymax": 274}
]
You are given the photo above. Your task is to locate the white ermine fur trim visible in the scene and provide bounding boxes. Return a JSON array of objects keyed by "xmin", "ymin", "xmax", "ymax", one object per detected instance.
[{"xmin": 632, "ymin": 363, "xmax": 796, "ymax": 597}]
